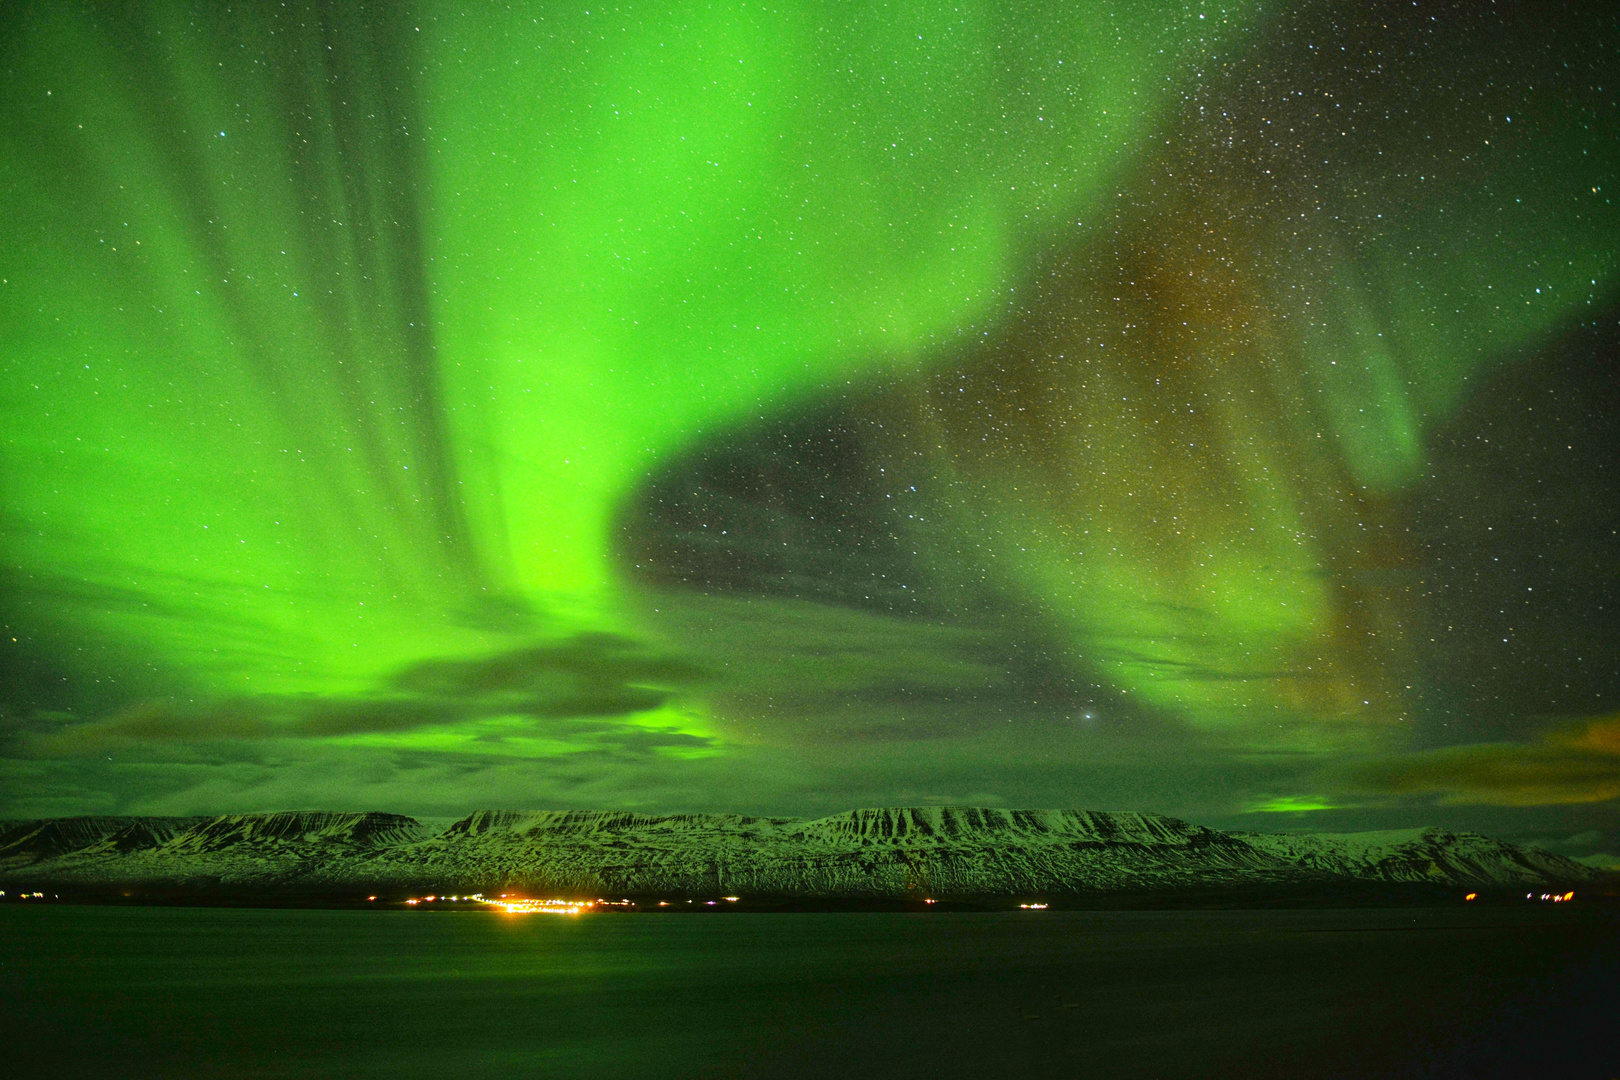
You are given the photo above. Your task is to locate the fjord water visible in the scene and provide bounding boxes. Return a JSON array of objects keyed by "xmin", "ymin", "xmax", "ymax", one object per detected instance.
[{"xmin": 2, "ymin": 906, "xmax": 1614, "ymax": 1079}]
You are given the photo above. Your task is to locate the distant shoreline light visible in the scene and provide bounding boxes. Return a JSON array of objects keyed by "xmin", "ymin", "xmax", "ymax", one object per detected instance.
[{"xmin": 487, "ymin": 897, "xmax": 599, "ymax": 915}]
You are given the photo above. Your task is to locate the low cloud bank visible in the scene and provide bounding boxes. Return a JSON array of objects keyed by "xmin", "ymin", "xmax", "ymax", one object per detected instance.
[{"xmin": 1343, "ymin": 717, "xmax": 1620, "ymax": 807}]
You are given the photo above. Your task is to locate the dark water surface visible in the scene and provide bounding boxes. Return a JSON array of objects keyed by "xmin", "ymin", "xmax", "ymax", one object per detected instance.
[{"xmin": 1, "ymin": 905, "xmax": 1615, "ymax": 1079}]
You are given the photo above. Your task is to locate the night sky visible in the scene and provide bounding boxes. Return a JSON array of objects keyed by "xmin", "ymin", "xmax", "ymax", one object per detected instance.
[{"xmin": 2, "ymin": 1, "xmax": 1615, "ymax": 866}]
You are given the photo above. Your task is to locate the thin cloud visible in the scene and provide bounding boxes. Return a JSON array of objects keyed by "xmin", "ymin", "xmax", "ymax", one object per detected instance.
[{"xmin": 29, "ymin": 634, "xmax": 710, "ymax": 751}]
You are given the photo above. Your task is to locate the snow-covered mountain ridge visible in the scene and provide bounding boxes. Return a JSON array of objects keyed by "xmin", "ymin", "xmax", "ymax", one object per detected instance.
[{"xmin": 0, "ymin": 807, "xmax": 1595, "ymax": 898}]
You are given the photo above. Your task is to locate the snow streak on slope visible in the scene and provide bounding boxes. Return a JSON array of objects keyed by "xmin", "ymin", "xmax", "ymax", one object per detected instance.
[
  {"xmin": 1232, "ymin": 829, "xmax": 1591, "ymax": 888},
  {"xmin": 0, "ymin": 816, "xmax": 205, "ymax": 871},
  {"xmin": 374, "ymin": 808, "xmax": 1288, "ymax": 897},
  {"xmin": 0, "ymin": 808, "xmax": 1597, "ymax": 898}
]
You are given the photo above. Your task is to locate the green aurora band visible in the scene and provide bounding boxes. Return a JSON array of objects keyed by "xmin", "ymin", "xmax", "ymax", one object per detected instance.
[{"xmin": 1, "ymin": 0, "xmax": 1616, "ymax": 818}]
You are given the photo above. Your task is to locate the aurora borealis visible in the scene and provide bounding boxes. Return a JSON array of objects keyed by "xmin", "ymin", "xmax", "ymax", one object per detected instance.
[{"xmin": 2, "ymin": 1, "xmax": 1616, "ymax": 859}]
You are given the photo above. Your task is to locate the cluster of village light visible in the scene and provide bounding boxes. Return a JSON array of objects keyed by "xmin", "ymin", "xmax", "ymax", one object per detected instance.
[
  {"xmin": 1464, "ymin": 891, "xmax": 1579, "ymax": 902},
  {"xmin": 486, "ymin": 896, "xmax": 635, "ymax": 915},
  {"xmin": 385, "ymin": 892, "xmax": 1068, "ymax": 912},
  {"xmin": 400, "ymin": 893, "xmax": 486, "ymax": 906},
  {"xmin": 394, "ymin": 893, "xmax": 668, "ymax": 914}
]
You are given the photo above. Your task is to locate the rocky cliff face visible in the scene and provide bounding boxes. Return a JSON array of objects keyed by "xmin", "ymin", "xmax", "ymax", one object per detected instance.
[
  {"xmin": 1232, "ymin": 828, "xmax": 1590, "ymax": 889},
  {"xmin": 158, "ymin": 812, "xmax": 430, "ymax": 854},
  {"xmin": 0, "ymin": 808, "xmax": 1596, "ymax": 899},
  {"xmin": 361, "ymin": 807, "xmax": 1295, "ymax": 897},
  {"xmin": 0, "ymin": 816, "xmax": 205, "ymax": 871}
]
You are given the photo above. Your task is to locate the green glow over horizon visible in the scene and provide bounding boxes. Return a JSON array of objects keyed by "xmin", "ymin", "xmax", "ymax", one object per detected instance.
[
  {"xmin": 1, "ymin": 0, "xmax": 1616, "ymax": 821},
  {"xmin": 2, "ymin": 1, "xmax": 1250, "ymax": 694}
]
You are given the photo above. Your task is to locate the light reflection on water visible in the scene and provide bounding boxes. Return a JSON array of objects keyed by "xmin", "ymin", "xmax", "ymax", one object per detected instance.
[{"xmin": 0, "ymin": 905, "xmax": 1614, "ymax": 1079}]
